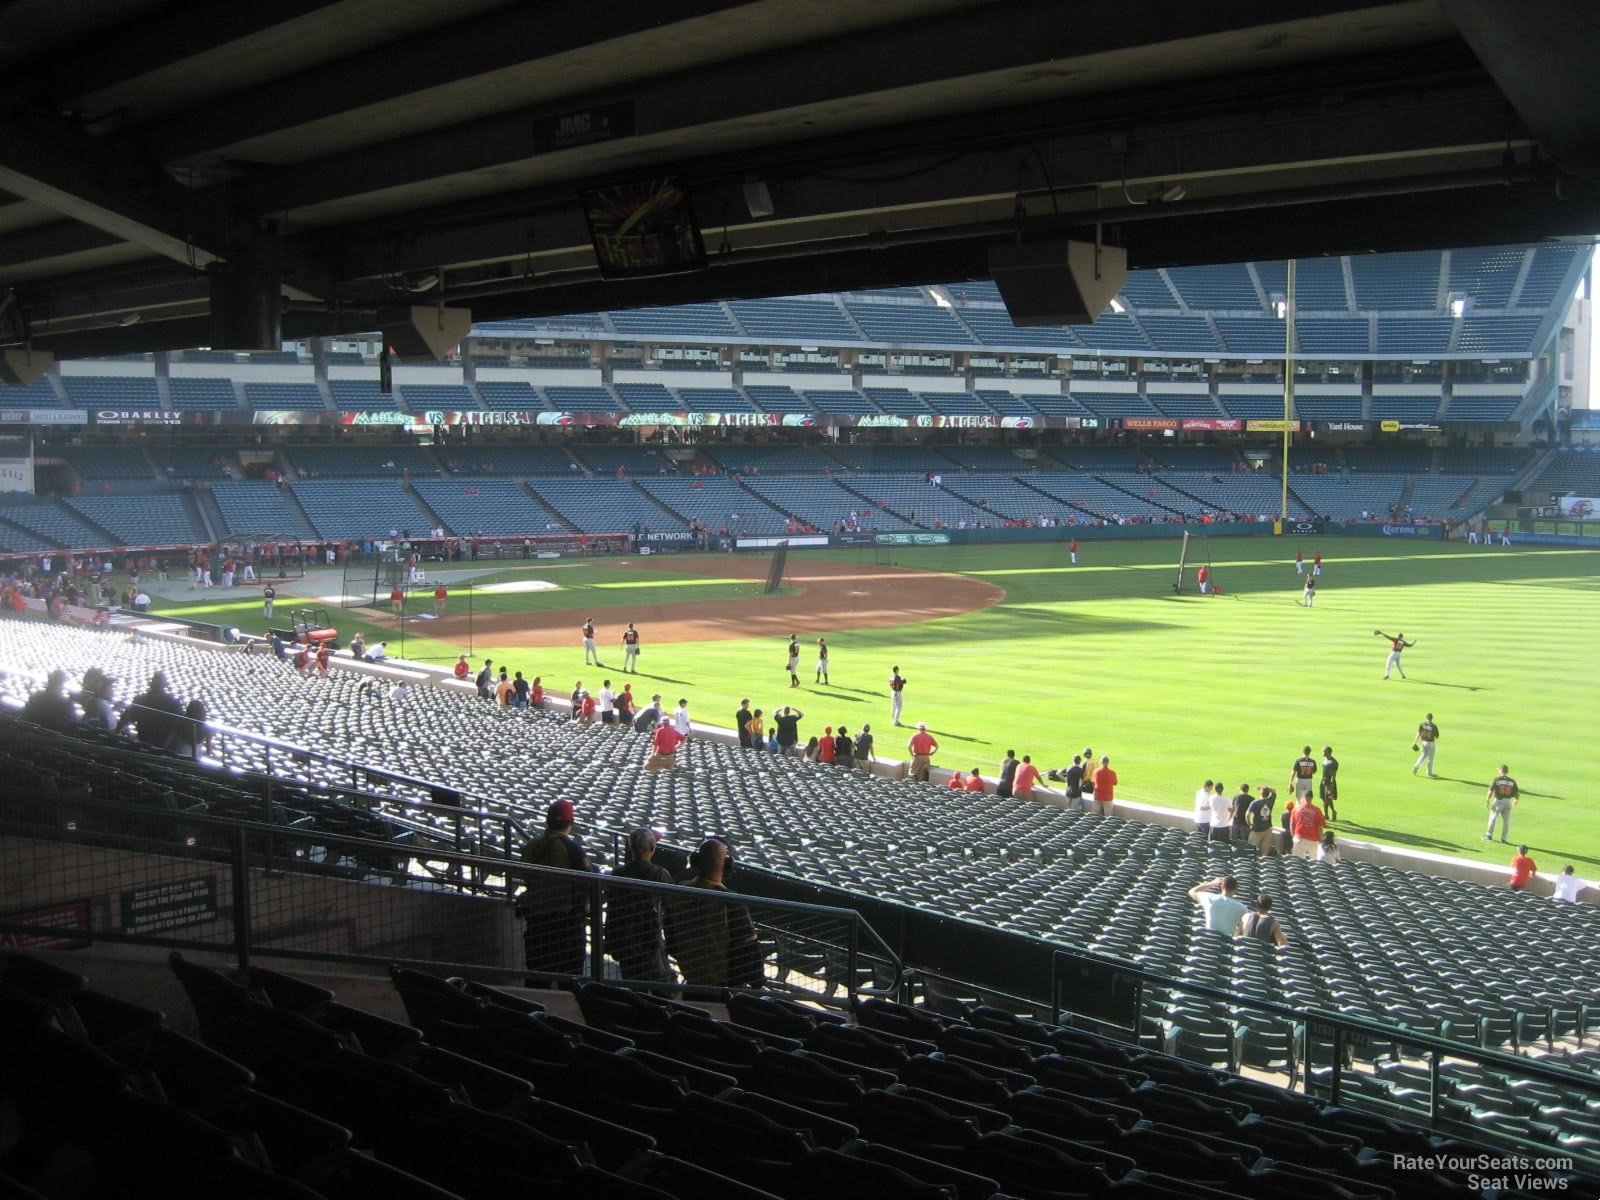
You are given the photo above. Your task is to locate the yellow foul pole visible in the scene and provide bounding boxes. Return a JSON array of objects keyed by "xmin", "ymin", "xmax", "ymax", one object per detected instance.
[{"xmin": 1280, "ymin": 259, "xmax": 1297, "ymax": 526}]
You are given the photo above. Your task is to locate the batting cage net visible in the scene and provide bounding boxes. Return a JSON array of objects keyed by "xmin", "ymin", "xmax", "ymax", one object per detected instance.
[{"xmin": 764, "ymin": 541, "xmax": 789, "ymax": 594}]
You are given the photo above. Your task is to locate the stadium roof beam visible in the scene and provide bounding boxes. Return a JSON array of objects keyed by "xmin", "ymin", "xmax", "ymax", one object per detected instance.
[
  {"xmin": 403, "ymin": 179, "xmax": 1597, "ymax": 324},
  {"xmin": 174, "ymin": 0, "xmax": 1461, "ymax": 227},
  {"xmin": 307, "ymin": 77, "xmax": 1526, "ymax": 284},
  {"xmin": 1437, "ymin": 0, "xmax": 1600, "ymax": 183},
  {"xmin": 130, "ymin": 0, "xmax": 805, "ymax": 169},
  {"xmin": 11, "ymin": 0, "xmax": 352, "ymax": 123},
  {"xmin": 0, "ymin": 108, "xmax": 333, "ymax": 302}
]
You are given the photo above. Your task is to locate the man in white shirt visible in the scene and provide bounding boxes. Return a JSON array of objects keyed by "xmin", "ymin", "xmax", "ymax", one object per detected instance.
[
  {"xmin": 1194, "ymin": 779, "xmax": 1215, "ymax": 838},
  {"xmin": 1207, "ymin": 783, "xmax": 1233, "ymax": 843},
  {"xmin": 132, "ymin": 589, "xmax": 151, "ymax": 612},
  {"xmin": 598, "ymin": 681, "xmax": 616, "ymax": 727},
  {"xmin": 1188, "ymin": 875, "xmax": 1249, "ymax": 935},
  {"xmin": 367, "ymin": 641, "xmax": 388, "ymax": 662},
  {"xmin": 672, "ymin": 699, "xmax": 691, "ymax": 738}
]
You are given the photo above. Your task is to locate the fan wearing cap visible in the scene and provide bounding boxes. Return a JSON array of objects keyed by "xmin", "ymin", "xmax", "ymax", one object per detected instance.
[
  {"xmin": 645, "ymin": 713, "xmax": 685, "ymax": 772},
  {"xmin": 906, "ymin": 722, "xmax": 939, "ymax": 782},
  {"xmin": 518, "ymin": 800, "xmax": 596, "ymax": 983},
  {"xmin": 604, "ymin": 829, "xmax": 677, "ymax": 986}
]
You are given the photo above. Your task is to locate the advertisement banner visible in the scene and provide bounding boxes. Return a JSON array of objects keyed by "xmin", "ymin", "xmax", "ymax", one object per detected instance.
[
  {"xmin": 1245, "ymin": 419, "xmax": 1302, "ymax": 433},
  {"xmin": 93, "ymin": 408, "xmax": 184, "ymax": 425},
  {"xmin": 1379, "ymin": 420, "xmax": 1440, "ymax": 433},
  {"xmin": 1180, "ymin": 418, "xmax": 1244, "ymax": 431},
  {"xmin": 639, "ymin": 530, "xmax": 703, "ymax": 543},
  {"xmin": 1321, "ymin": 421, "xmax": 1371, "ymax": 432},
  {"xmin": 1284, "ymin": 518, "xmax": 1323, "ymax": 535},
  {"xmin": 0, "ymin": 458, "xmax": 33, "ymax": 493},
  {"xmin": 1378, "ymin": 523, "xmax": 1439, "ymax": 538},
  {"xmin": 1121, "ymin": 417, "xmax": 1179, "ymax": 431},
  {"xmin": 873, "ymin": 532, "xmax": 951, "ymax": 546},
  {"xmin": 247, "ymin": 408, "xmax": 1082, "ymax": 430},
  {"xmin": 0, "ymin": 408, "xmax": 88, "ymax": 425},
  {"xmin": 1557, "ymin": 497, "xmax": 1599, "ymax": 520}
]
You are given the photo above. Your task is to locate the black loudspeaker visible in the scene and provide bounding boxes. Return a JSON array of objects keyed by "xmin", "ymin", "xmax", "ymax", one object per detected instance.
[
  {"xmin": 208, "ymin": 263, "xmax": 282, "ymax": 350},
  {"xmin": 0, "ymin": 348, "xmax": 52, "ymax": 387},
  {"xmin": 378, "ymin": 306, "xmax": 472, "ymax": 362},
  {"xmin": 988, "ymin": 239, "xmax": 1127, "ymax": 327}
]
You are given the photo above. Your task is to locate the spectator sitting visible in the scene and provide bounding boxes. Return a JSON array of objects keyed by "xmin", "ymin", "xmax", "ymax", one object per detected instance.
[
  {"xmin": 1316, "ymin": 831, "xmax": 1340, "ymax": 863},
  {"xmin": 116, "ymin": 671, "xmax": 186, "ymax": 750},
  {"xmin": 21, "ymin": 669, "xmax": 76, "ymax": 732},
  {"xmin": 1237, "ymin": 895, "xmax": 1288, "ymax": 946},
  {"xmin": 76, "ymin": 668, "xmax": 117, "ymax": 731}
]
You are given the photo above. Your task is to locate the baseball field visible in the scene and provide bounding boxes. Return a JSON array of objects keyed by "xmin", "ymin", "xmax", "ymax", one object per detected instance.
[{"xmin": 157, "ymin": 536, "xmax": 1600, "ymax": 872}]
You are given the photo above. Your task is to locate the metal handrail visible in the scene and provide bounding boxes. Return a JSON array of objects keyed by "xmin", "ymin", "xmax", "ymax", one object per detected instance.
[
  {"xmin": 1049, "ymin": 948, "xmax": 1600, "ymax": 1107},
  {"xmin": 0, "ymin": 794, "xmax": 878, "ymax": 1000}
]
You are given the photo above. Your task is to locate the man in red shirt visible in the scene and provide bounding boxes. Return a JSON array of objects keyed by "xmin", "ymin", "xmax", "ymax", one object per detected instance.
[
  {"xmin": 818, "ymin": 726, "xmax": 836, "ymax": 765},
  {"xmin": 390, "ymin": 585, "xmax": 404, "ymax": 617},
  {"xmin": 453, "ymin": 654, "xmax": 470, "ymax": 680},
  {"xmin": 1090, "ymin": 755, "xmax": 1117, "ymax": 816},
  {"xmin": 1012, "ymin": 755, "xmax": 1042, "ymax": 801},
  {"xmin": 964, "ymin": 769, "xmax": 985, "ymax": 793},
  {"xmin": 906, "ymin": 722, "xmax": 938, "ymax": 782},
  {"xmin": 1068, "ymin": 539, "xmax": 1079, "ymax": 565},
  {"xmin": 947, "ymin": 771, "xmax": 967, "ymax": 790},
  {"xmin": 1290, "ymin": 795, "xmax": 1325, "ymax": 858},
  {"xmin": 1508, "ymin": 845, "xmax": 1538, "ymax": 890},
  {"xmin": 433, "ymin": 583, "xmax": 448, "ymax": 616},
  {"xmin": 646, "ymin": 717, "xmax": 684, "ymax": 772}
]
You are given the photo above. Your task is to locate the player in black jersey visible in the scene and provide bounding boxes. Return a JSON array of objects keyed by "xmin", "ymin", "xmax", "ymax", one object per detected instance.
[
  {"xmin": 1319, "ymin": 746, "xmax": 1339, "ymax": 820},
  {"xmin": 1290, "ymin": 746, "xmax": 1318, "ymax": 799}
]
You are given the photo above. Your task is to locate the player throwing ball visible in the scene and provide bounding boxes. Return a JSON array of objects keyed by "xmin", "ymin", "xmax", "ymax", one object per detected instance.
[{"xmin": 1375, "ymin": 630, "xmax": 1414, "ymax": 679}]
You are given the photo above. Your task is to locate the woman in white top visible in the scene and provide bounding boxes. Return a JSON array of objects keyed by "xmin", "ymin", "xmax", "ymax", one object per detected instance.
[{"xmin": 1316, "ymin": 831, "xmax": 1340, "ymax": 863}]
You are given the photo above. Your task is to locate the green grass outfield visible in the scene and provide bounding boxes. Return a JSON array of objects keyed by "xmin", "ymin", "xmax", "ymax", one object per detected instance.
[{"xmin": 155, "ymin": 538, "xmax": 1600, "ymax": 871}]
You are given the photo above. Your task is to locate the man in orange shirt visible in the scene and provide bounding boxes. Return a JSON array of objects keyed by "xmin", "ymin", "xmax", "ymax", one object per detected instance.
[
  {"xmin": 817, "ymin": 726, "xmax": 836, "ymax": 765},
  {"xmin": 433, "ymin": 583, "xmax": 448, "ymax": 616},
  {"xmin": 390, "ymin": 584, "xmax": 404, "ymax": 616},
  {"xmin": 1090, "ymin": 755, "xmax": 1117, "ymax": 816},
  {"xmin": 1508, "ymin": 845, "xmax": 1538, "ymax": 890},
  {"xmin": 1012, "ymin": 755, "xmax": 1042, "ymax": 801},
  {"xmin": 947, "ymin": 770, "xmax": 967, "ymax": 790},
  {"xmin": 907, "ymin": 722, "xmax": 938, "ymax": 782},
  {"xmin": 1289, "ymin": 795, "xmax": 1325, "ymax": 858},
  {"xmin": 964, "ymin": 769, "xmax": 985, "ymax": 793}
]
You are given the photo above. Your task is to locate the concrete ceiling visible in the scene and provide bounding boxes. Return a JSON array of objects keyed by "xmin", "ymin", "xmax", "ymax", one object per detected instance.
[{"xmin": 0, "ymin": 0, "xmax": 1595, "ymax": 358}]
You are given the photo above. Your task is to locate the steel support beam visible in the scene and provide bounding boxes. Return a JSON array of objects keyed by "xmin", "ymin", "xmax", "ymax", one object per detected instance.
[
  {"xmin": 204, "ymin": 1, "xmax": 1456, "ymax": 222},
  {"xmin": 0, "ymin": 110, "xmax": 331, "ymax": 298}
]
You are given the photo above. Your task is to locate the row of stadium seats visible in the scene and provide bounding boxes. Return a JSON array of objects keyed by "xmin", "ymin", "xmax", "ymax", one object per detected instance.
[
  {"xmin": 46, "ymin": 439, "xmax": 1540, "ymax": 488},
  {"xmin": 0, "ymin": 457, "xmax": 1518, "ymax": 547},
  {"xmin": 8, "ymin": 945, "xmax": 1594, "ymax": 1200},
  {"xmin": 2, "ymin": 621, "xmax": 1598, "ymax": 1160}
]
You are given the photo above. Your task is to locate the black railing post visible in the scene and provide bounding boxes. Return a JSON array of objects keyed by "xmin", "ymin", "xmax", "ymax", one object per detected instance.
[
  {"xmin": 847, "ymin": 916, "xmax": 859, "ymax": 1001},
  {"xmin": 1429, "ymin": 1048, "xmax": 1442, "ymax": 1126},
  {"xmin": 588, "ymin": 873, "xmax": 605, "ymax": 981},
  {"xmin": 231, "ymin": 826, "xmax": 252, "ymax": 970},
  {"xmin": 1331, "ymin": 1028, "xmax": 1344, "ymax": 1106}
]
